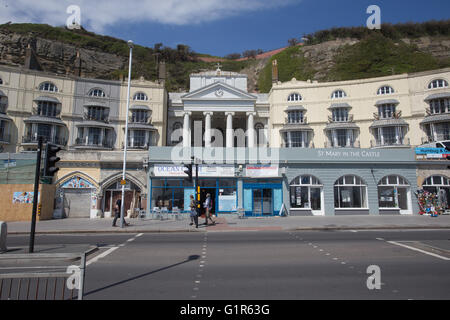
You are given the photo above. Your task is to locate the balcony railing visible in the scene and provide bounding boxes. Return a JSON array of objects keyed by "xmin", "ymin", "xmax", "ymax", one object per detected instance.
[
  {"xmin": 32, "ymin": 107, "xmax": 60, "ymax": 118},
  {"xmin": 370, "ymin": 137, "xmax": 410, "ymax": 148},
  {"xmin": 328, "ymin": 114, "xmax": 354, "ymax": 123},
  {"xmin": 373, "ymin": 110, "xmax": 402, "ymax": 120},
  {"xmin": 324, "ymin": 140, "xmax": 360, "ymax": 148},
  {"xmin": 285, "ymin": 116, "xmax": 307, "ymax": 125},
  {"xmin": 0, "ymin": 103, "xmax": 7, "ymax": 114},
  {"xmin": 75, "ymin": 137, "xmax": 114, "ymax": 148},
  {"xmin": 281, "ymin": 142, "xmax": 315, "ymax": 148},
  {"xmin": 129, "ymin": 116, "xmax": 151, "ymax": 124},
  {"xmin": 422, "ymin": 134, "xmax": 450, "ymax": 144},
  {"xmin": 0, "ymin": 133, "xmax": 10, "ymax": 143},
  {"xmin": 83, "ymin": 112, "xmax": 109, "ymax": 123},
  {"xmin": 122, "ymin": 141, "xmax": 149, "ymax": 149},
  {"xmin": 22, "ymin": 135, "xmax": 67, "ymax": 146}
]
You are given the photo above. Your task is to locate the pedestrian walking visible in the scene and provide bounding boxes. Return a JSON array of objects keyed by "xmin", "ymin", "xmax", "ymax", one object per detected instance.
[
  {"xmin": 203, "ymin": 193, "xmax": 215, "ymax": 225},
  {"xmin": 112, "ymin": 198, "xmax": 129, "ymax": 227},
  {"xmin": 189, "ymin": 194, "xmax": 198, "ymax": 228}
]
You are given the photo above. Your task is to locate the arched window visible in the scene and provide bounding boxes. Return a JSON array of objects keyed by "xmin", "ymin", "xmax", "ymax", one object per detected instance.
[
  {"xmin": 171, "ymin": 122, "xmax": 183, "ymax": 144},
  {"xmin": 254, "ymin": 123, "xmax": 265, "ymax": 146},
  {"xmin": 331, "ymin": 90, "xmax": 346, "ymax": 99},
  {"xmin": 290, "ymin": 175, "xmax": 322, "ymax": 211},
  {"xmin": 377, "ymin": 86, "xmax": 394, "ymax": 95},
  {"xmin": 422, "ymin": 175, "xmax": 450, "ymax": 210},
  {"xmin": 334, "ymin": 175, "xmax": 367, "ymax": 208},
  {"xmin": 88, "ymin": 88, "xmax": 106, "ymax": 98},
  {"xmin": 39, "ymin": 82, "xmax": 58, "ymax": 93},
  {"xmin": 288, "ymin": 93, "xmax": 302, "ymax": 102},
  {"xmin": 378, "ymin": 175, "xmax": 410, "ymax": 210},
  {"xmin": 0, "ymin": 78, "xmax": 3, "ymax": 85},
  {"xmin": 428, "ymin": 79, "xmax": 448, "ymax": 89},
  {"xmin": 133, "ymin": 92, "xmax": 148, "ymax": 101}
]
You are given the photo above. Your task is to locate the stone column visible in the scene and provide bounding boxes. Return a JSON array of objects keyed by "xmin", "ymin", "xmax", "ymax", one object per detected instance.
[
  {"xmin": 183, "ymin": 111, "xmax": 191, "ymax": 147},
  {"xmin": 204, "ymin": 112, "xmax": 213, "ymax": 147},
  {"xmin": 225, "ymin": 112, "xmax": 234, "ymax": 148},
  {"xmin": 246, "ymin": 112, "xmax": 256, "ymax": 148}
]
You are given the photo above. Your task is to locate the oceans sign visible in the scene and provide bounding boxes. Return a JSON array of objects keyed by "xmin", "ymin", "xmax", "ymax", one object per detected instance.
[
  {"xmin": 415, "ymin": 148, "xmax": 450, "ymax": 159},
  {"xmin": 154, "ymin": 165, "xmax": 235, "ymax": 177},
  {"xmin": 246, "ymin": 164, "xmax": 279, "ymax": 177}
]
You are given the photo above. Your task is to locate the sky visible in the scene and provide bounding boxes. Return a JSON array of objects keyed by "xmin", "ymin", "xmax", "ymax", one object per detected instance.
[{"xmin": 1, "ymin": 0, "xmax": 449, "ymax": 57}]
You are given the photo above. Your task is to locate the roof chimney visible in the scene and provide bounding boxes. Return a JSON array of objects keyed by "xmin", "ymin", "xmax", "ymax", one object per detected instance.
[
  {"xmin": 272, "ymin": 59, "xmax": 278, "ymax": 84},
  {"xmin": 158, "ymin": 60, "xmax": 166, "ymax": 84}
]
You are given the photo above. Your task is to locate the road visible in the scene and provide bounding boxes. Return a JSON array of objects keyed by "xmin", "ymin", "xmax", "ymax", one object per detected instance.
[{"xmin": 4, "ymin": 229, "xmax": 450, "ymax": 300}]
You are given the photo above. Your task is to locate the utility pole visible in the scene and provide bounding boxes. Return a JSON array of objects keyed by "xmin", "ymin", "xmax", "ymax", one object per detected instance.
[{"xmin": 29, "ymin": 137, "xmax": 43, "ymax": 253}]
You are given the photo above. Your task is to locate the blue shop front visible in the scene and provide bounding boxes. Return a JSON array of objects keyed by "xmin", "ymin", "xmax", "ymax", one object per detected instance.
[{"xmin": 146, "ymin": 147, "xmax": 420, "ymax": 217}]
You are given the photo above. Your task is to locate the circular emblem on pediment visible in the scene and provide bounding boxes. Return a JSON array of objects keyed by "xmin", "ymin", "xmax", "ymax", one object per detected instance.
[{"xmin": 215, "ymin": 89, "xmax": 224, "ymax": 97}]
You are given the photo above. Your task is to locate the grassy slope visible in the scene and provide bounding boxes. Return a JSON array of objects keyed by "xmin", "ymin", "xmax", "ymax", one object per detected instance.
[
  {"xmin": 257, "ymin": 45, "xmax": 316, "ymax": 93},
  {"xmin": 258, "ymin": 31, "xmax": 450, "ymax": 93}
]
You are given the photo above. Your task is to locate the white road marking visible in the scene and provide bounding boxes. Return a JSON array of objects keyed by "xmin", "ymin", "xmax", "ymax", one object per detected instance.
[
  {"xmin": 86, "ymin": 246, "xmax": 119, "ymax": 266},
  {"xmin": 387, "ymin": 241, "xmax": 450, "ymax": 261}
]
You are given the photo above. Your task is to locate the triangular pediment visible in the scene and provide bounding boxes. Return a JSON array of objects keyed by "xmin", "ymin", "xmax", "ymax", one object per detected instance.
[{"xmin": 181, "ymin": 81, "xmax": 257, "ymax": 101}]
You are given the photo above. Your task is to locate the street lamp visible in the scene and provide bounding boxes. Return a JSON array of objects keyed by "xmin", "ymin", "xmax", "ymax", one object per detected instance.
[{"xmin": 120, "ymin": 40, "xmax": 133, "ymax": 228}]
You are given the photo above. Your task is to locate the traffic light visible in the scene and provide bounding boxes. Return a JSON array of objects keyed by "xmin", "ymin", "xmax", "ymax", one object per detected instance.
[
  {"xmin": 183, "ymin": 164, "xmax": 192, "ymax": 182},
  {"xmin": 43, "ymin": 142, "xmax": 62, "ymax": 177}
]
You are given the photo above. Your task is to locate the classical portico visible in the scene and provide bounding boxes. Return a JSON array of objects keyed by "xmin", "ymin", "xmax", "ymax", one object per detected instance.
[{"xmin": 169, "ymin": 67, "xmax": 269, "ymax": 148}]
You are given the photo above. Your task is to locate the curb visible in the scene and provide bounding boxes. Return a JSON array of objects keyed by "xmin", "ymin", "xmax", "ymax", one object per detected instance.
[{"xmin": 7, "ymin": 225, "xmax": 450, "ymax": 235}]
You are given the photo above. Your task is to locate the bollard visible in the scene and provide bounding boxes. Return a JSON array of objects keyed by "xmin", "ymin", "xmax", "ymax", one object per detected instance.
[{"xmin": 0, "ymin": 221, "xmax": 7, "ymax": 253}]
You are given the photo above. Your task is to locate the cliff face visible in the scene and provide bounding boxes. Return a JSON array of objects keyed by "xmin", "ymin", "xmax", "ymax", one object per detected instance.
[{"xmin": 0, "ymin": 30, "xmax": 127, "ymax": 79}]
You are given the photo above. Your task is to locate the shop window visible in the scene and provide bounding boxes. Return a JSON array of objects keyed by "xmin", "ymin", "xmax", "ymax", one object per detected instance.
[
  {"xmin": 378, "ymin": 175, "xmax": 410, "ymax": 210},
  {"xmin": 289, "ymin": 175, "xmax": 322, "ymax": 210},
  {"xmin": 422, "ymin": 175, "xmax": 450, "ymax": 210},
  {"xmin": 334, "ymin": 175, "xmax": 367, "ymax": 208}
]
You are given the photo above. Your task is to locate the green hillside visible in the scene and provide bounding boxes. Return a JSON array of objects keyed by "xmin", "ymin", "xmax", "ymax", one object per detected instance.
[{"xmin": 257, "ymin": 20, "xmax": 450, "ymax": 93}]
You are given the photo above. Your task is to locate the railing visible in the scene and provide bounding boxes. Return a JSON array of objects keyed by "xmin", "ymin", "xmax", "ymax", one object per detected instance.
[
  {"xmin": 32, "ymin": 107, "xmax": 60, "ymax": 118},
  {"xmin": 129, "ymin": 116, "xmax": 151, "ymax": 124},
  {"xmin": 373, "ymin": 111, "xmax": 403, "ymax": 120},
  {"xmin": 22, "ymin": 135, "xmax": 67, "ymax": 146},
  {"xmin": 122, "ymin": 142, "xmax": 149, "ymax": 149},
  {"xmin": 281, "ymin": 142, "xmax": 315, "ymax": 148},
  {"xmin": 421, "ymin": 134, "xmax": 450, "ymax": 144},
  {"xmin": 83, "ymin": 112, "xmax": 109, "ymax": 123},
  {"xmin": 285, "ymin": 116, "xmax": 307, "ymax": 125},
  {"xmin": 328, "ymin": 114, "xmax": 354, "ymax": 123},
  {"xmin": 0, "ymin": 133, "xmax": 10, "ymax": 143},
  {"xmin": 0, "ymin": 249, "xmax": 96, "ymax": 300},
  {"xmin": 74, "ymin": 137, "xmax": 114, "ymax": 148},
  {"xmin": 324, "ymin": 140, "xmax": 360, "ymax": 148},
  {"xmin": 370, "ymin": 137, "xmax": 410, "ymax": 148}
]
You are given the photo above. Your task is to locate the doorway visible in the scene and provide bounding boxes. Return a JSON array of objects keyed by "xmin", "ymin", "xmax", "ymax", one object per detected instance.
[{"xmin": 243, "ymin": 182, "xmax": 283, "ymax": 216}]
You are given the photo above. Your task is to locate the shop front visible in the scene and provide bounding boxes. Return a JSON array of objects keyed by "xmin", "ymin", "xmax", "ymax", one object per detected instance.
[{"xmin": 147, "ymin": 147, "xmax": 420, "ymax": 216}]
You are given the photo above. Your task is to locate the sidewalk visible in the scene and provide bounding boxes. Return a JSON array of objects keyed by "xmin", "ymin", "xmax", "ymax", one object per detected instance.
[{"xmin": 5, "ymin": 214, "xmax": 450, "ymax": 234}]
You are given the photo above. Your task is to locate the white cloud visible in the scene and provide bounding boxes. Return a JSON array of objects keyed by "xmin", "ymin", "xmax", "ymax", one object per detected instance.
[{"xmin": 0, "ymin": 0, "xmax": 301, "ymax": 33}]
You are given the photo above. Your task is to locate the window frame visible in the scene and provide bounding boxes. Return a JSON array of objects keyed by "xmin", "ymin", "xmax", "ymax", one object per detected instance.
[
  {"xmin": 287, "ymin": 93, "xmax": 302, "ymax": 102},
  {"xmin": 428, "ymin": 79, "xmax": 449, "ymax": 90},
  {"xmin": 377, "ymin": 86, "xmax": 395, "ymax": 95},
  {"xmin": 88, "ymin": 88, "xmax": 106, "ymax": 98},
  {"xmin": 39, "ymin": 82, "xmax": 58, "ymax": 93}
]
